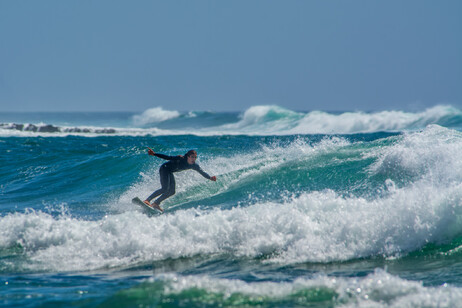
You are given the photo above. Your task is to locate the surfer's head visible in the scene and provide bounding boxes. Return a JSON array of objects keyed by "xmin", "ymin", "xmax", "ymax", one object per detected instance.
[{"xmin": 185, "ymin": 150, "xmax": 197, "ymax": 164}]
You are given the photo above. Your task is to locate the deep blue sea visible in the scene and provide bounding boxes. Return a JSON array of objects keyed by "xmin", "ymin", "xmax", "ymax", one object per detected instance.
[{"xmin": 2, "ymin": 105, "xmax": 462, "ymax": 307}]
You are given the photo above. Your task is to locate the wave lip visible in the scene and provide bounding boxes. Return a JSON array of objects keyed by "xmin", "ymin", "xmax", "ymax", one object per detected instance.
[
  {"xmin": 132, "ymin": 107, "xmax": 181, "ymax": 126},
  {"xmin": 226, "ymin": 105, "xmax": 302, "ymax": 128}
]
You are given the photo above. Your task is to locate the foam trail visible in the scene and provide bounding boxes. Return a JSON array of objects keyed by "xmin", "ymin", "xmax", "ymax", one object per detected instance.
[
  {"xmin": 142, "ymin": 270, "xmax": 462, "ymax": 307},
  {"xmin": 118, "ymin": 135, "xmax": 350, "ymax": 210}
]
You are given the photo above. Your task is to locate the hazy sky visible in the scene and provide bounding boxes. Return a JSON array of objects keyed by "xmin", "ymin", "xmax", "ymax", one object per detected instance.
[{"xmin": 1, "ymin": 0, "xmax": 461, "ymax": 112}]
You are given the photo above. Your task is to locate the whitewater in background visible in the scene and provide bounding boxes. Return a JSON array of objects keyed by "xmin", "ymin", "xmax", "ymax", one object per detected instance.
[
  {"xmin": 2, "ymin": 105, "xmax": 462, "ymax": 307},
  {"xmin": 1, "ymin": 104, "xmax": 462, "ymax": 137}
]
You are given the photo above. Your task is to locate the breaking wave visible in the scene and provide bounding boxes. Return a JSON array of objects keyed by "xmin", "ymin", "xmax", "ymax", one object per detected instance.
[{"xmin": 1, "ymin": 105, "xmax": 462, "ymax": 137}]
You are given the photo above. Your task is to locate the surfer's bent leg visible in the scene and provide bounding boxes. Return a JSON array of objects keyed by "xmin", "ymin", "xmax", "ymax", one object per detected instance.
[
  {"xmin": 146, "ymin": 167, "xmax": 170, "ymax": 202},
  {"xmin": 154, "ymin": 171, "xmax": 176, "ymax": 205},
  {"xmin": 146, "ymin": 188, "xmax": 163, "ymax": 202}
]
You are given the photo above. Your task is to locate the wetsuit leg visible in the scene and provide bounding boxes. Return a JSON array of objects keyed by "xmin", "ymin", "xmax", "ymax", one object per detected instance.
[
  {"xmin": 147, "ymin": 167, "xmax": 169, "ymax": 202},
  {"xmin": 154, "ymin": 170, "xmax": 175, "ymax": 205},
  {"xmin": 146, "ymin": 188, "xmax": 163, "ymax": 203},
  {"xmin": 146, "ymin": 167, "xmax": 175, "ymax": 204}
]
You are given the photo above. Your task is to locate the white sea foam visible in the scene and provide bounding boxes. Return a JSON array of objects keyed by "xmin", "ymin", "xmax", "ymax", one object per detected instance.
[
  {"xmin": 2, "ymin": 105, "xmax": 460, "ymax": 137},
  {"xmin": 150, "ymin": 270, "xmax": 462, "ymax": 307},
  {"xmin": 214, "ymin": 105, "xmax": 462, "ymax": 135},
  {"xmin": 1, "ymin": 178, "xmax": 461, "ymax": 272},
  {"xmin": 369, "ymin": 124, "xmax": 462, "ymax": 184},
  {"xmin": 0, "ymin": 125, "xmax": 171, "ymax": 137},
  {"xmin": 288, "ymin": 105, "xmax": 462, "ymax": 134},
  {"xmin": 119, "ymin": 134, "xmax": 350, "ymax": 209},
  {"xmin": 132, "ymin": 107, "xmax": 181, "ymax": 126},
  {"xmin": 2, "ymin": 127, "xmax": 462, "ymax": 273}
]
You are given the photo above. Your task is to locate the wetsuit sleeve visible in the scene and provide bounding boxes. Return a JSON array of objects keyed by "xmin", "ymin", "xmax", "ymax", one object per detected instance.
[
  {"xmin": 153, "ymin": 153, "xmax": 179, "ymax": 161},
  {"xmin": 192, "ymin": 164, "xmax": 211, "ymax": 179}
]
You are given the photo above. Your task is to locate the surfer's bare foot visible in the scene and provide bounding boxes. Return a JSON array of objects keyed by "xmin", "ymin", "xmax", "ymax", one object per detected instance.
[
  {"xmin": 143, "ymin": 200, "xmax": 152, "ymax": 207},
  {"xmin": 152, "ymin": 202, "xmax": 164, "ymax": 213}
]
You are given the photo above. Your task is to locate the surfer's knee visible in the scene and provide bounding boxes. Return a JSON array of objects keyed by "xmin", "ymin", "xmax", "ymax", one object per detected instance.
[{"xmin": 167, "ymin": 188, "xmax": 175, "ymax": 197}]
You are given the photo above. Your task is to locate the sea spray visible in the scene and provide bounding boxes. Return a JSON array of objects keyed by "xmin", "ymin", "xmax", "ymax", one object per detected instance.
[
  {"xmin": 2, "ymin": 180, "xmax": 462, "ymax": 272},
  {"xmin": 3, "ymin": 109, "xmax": 462, "ymax": 307}
]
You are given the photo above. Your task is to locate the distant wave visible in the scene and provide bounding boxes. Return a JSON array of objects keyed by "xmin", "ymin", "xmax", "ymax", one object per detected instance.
[
  {"xmin": 132, "ymin": 107, "xmax": 181, "ymax": 126},
  {"xmin": 289, "ymin": 105, "xmax": 462, "ymax": 134},
  {"xmin": 219, "ymin": 105, "xmax": 303, "ymax": 132},
  {"xmin": 218, "ymin": 104, "xmax": 462, "ymax": 135},
  {"xmin": 1, "ymin": 105, "xmax": 462, "ymax": 137}
]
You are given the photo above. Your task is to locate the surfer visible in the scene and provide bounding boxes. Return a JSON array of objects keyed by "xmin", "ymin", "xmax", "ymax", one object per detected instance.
[{"xmin": 143, "ymin": 148, "xmax": 217, "ymax": 212}]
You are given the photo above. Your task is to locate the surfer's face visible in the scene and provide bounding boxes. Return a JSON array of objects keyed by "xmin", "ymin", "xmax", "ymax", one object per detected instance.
[{"xmin": 187, "ymin": 154, "xmax": 197, "ymax": 164}]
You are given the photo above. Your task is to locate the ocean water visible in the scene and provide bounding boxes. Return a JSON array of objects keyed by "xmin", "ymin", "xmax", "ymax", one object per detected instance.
[{"xmin": 2, "ymin": 105, "xmax": 462, "ymax": 307}]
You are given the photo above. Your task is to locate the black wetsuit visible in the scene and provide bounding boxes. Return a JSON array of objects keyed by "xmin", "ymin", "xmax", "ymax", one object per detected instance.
[{"xmin": 147, "ymin": 153, "xmax": 211, "ymax": 205}]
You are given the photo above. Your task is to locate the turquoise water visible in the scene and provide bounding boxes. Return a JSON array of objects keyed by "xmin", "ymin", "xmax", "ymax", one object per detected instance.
[{"xmin": 2, "ymin": 105, "xmax": 462, "ymax": 307}]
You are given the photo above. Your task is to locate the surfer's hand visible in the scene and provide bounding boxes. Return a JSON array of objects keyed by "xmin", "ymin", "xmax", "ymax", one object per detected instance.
[
  {"xmin": 210, "ymin": 176, "xmax": 217, "ymax": 181},
  {"xmin": 148, "ymin": 148, "xmax": 155, "ymax": 156}
]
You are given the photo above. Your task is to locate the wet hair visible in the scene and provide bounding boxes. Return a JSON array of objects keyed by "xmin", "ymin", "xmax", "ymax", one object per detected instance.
[{"xmin": 185, "ymin": 150, "xmax": 197, "ymax": 158}]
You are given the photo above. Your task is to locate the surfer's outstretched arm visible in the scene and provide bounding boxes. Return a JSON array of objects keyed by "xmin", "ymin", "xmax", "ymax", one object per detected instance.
[
  {"xmin": 147, "ymin": 148, "xmax": 181, "ymax": 160},
  {"xmin": 191, "ymin": 164, "xmax": 217, "ymax": 181}
]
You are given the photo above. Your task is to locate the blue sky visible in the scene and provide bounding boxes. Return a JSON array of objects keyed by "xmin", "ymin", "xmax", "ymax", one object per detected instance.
[{"xmin": 0, "ymin": 0, "xmax": 461, "ymax": 112}]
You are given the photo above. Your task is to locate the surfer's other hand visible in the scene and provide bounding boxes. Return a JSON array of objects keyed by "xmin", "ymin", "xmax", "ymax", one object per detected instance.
[{"xmin": 148, "ymin": 148, "xmax": 155, "ymax": 156}]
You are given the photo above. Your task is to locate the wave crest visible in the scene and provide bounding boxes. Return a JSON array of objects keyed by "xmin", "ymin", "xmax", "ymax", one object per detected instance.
[
  {"xmin": 132, "ymin": 107, "xmax": 181, "ymax": 126},
  {"xmin": 1, "ymin": 105, "xmax": 462, "ymax": 136}
]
